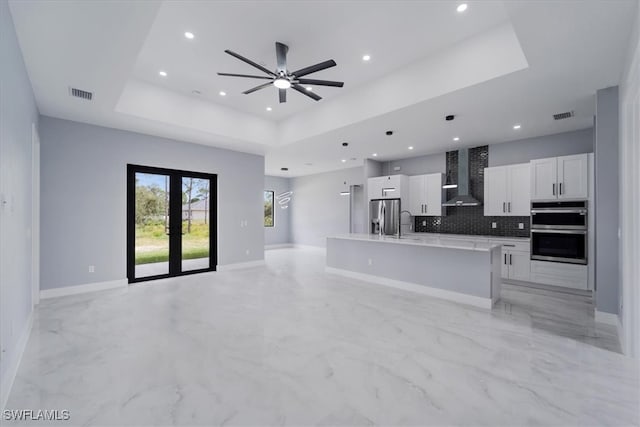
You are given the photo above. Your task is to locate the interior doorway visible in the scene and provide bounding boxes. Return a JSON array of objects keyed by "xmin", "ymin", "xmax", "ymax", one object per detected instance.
[{"xmin": 127, "ymin": 165, "xmax": 217, "ymax": 283}]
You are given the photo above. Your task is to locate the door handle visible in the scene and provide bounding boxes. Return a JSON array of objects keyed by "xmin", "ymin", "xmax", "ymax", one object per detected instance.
[
  {"xmin": 510, "ymin": 254, "xmax": 512, "ymax": 265},
  {"xmin": 553, "ymin": 183, "xmax": 555, "ymax": 196},
  {"xmin": 559, "ymin": 183, "xmax": 563, "ymax": 195}
]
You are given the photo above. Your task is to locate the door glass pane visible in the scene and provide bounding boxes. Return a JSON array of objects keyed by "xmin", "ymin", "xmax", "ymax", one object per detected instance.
[
  {"xmin": 181, "ymin": 177, "xmax": 210, "ymax": 271},
  {"xmin": 135, "ymin": 173, "xmax": 170, "ymax": 278}
]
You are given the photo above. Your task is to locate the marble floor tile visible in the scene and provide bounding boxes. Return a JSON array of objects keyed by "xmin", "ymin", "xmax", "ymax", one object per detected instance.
[{"xmin": 5, "ymin": 247, "xmax": 639, "ymax": 426}]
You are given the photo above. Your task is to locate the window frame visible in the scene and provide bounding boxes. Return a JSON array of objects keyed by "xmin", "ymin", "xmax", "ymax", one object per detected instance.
[{"xmin": 264, "ymin": 190, "xmax": 275, "ymax": 227}]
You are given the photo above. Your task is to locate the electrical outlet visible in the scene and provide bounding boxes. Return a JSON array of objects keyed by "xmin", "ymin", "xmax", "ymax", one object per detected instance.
[
  {"xmin": 422, "ymin": 220, "xmax": 427, "ymax": 226},
  {"xmin": 88, "ymin": 265, "xmax": 95, "ymax": 273},
  {"xmin": 393, "ymin": 166, "xmax": 401, "ymax": 171},
  {"xmin": 368, "ymin": 258, "xmax": 372, "ymax": 266},
  {"xmin": 518, "ymin": 223, "xmax": 524, "ymax": 230},
  {"xmin": 492, "ymin": 222, "xmax": 497, "ymax": 229}
]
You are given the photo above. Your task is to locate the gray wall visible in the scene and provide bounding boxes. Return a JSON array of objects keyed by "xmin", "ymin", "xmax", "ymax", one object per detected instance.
[
  {"xmin": 290, "ymin": 167, "xmax": 363, "ymax": 247},
  {"xmin": 0, "ymin": 0, "xmax": 38, "ymax": 393},
  {"xmin": 595, "ymin": 87, "xmax": 620, "ymax": 314},
  {"xmin": 39, "ymin": 117, "xmax": 265, "ymax": 290},
  {"xmin": 488, "ymin": 128, "xmax": 594, "ymax": 167},
  {"xmin": 380, "ymin": 129, "xmax": 594, "ymax": 175},
  {"xmin": 264, "ymin": 175, "xmax": 291, "ymax": 246}
]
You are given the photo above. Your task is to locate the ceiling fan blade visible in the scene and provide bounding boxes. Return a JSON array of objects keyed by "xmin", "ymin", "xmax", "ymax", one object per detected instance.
[
  {"xmin": 224, "ymin": 49, "xmax": 276, "ymax": 76},
  {"xmin": 276, "ymin": 42, "xmax": 288, "ymax": 72},
  {"xmin": 296, "ymin": 78, "xmax": 344, "ymax": 87},
  {"xmin": 291, "ymin": 60, "xmax": 336, "ymax": 78},
  {"xmin": 292, "ymin": 84, "xmax": 322, "ymax": 101},
  {"xmin": 217, "ymin": 72, "xmax": 273, "ymax": 80},
  {"xmin": 279, "ymin": 88, "xmax": 287, "ymax": 103},
  {"xmin": 243, "ymin": 82, "xmax": 273, "ymax": 95}
]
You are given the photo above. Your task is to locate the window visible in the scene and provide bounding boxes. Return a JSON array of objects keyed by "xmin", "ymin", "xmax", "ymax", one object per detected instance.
[{"xmin": 264, "ymin": 190, "xmax": 274, "ymax": 227}]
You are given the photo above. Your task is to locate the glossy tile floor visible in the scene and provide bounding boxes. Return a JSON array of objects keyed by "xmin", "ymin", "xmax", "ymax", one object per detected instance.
[{"xmin": 6, "ymin": 248, "xmax": 639, "ymax": 426}]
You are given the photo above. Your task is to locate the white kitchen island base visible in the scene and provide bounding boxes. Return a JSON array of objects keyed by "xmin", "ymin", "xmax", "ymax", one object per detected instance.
[{"xmin": 326, "ymin": 234, "xmax": 502, "ymax": 309}]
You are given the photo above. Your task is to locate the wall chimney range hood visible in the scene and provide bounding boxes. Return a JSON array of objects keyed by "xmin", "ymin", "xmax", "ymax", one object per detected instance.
[{"xmin": 442, "ymin": 148, "xmax": 482, "ymax": 207}]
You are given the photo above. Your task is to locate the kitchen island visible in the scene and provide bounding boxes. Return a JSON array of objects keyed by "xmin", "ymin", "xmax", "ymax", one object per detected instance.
[{"xmin": 326, "ymin": 233, "xmax": 502, "ymax": 309}]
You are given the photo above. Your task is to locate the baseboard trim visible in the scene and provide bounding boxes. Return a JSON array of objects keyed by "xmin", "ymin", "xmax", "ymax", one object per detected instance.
[
  {"xmin": 596, "ymin": 310, "xmax": 624, "ymax": 352},
  {"xmin": 265, "ymin": 244, "xmax": 294, "ymax": 250},
  {"xmin": 1, "ymin": 311, "xmax": 33, "ymax": 410},
  {"xmin": 325, "ymin": 267, "xmax": 492, "ymax": 310},
  {"xmin": 217, "ymin": 260, "xmax": 265, "ymax": 271},
  {"xmin": 40, "ymin": 279, "xmax": 128, "ymax": 299}
]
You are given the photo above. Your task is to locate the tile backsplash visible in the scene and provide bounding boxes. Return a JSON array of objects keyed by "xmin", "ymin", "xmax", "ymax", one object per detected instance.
[{"xmin": 414, "ymin": 145, "xmax": 531, "ymax": 238}]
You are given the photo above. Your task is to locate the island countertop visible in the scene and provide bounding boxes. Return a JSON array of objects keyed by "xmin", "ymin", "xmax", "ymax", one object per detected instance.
[{"xmin": 328, "ymin": 233, "xmax": 503, "ymax": 252}]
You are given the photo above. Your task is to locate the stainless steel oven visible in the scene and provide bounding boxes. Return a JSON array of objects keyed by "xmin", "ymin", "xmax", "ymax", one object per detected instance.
[{"xmin": 530, "ymin": 201, "xmax": 587, "ymax": 264}]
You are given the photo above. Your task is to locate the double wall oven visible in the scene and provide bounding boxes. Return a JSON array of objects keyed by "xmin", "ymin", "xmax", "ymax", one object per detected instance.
[{"xmin": 530, "ymin": 201, "xmax": 588, "ymax": 265}]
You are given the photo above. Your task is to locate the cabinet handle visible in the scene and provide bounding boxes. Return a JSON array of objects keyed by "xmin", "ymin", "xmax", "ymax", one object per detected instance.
[
  {"xmin": 552, "ymin": 183, "xmax": 555, "ymax": 196},
  {"xmin": 424, "ymin": 204, "xmax": 427, "ymax": 214},
  {"xmin": 504, "ymin": 254, "xmax": 507, "ymax": 265},
  {"xmin": 510, "ymin": 254, "xmax": 513, "ymax": 265},
  {"xmin": 508, "ymin": 202, "xmax": 511, "ymax": 213},
  {"xmin": 559, "ymin": 183, "xmax": 563, "ymax": 195},
  {"xmin": 503, "ymin": 202, "xmax": 506, "ymax": 213}
]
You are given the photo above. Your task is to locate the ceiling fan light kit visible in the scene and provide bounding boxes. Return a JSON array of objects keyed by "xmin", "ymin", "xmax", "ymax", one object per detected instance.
[{"xmin": 218, "ymin": 42, "xmax": 344, "ymax": 103}]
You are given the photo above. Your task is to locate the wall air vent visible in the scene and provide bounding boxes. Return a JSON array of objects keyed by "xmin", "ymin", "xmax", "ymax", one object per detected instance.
[
  {"xmin": 553, "ymin": 111, "xmax": 574, "ymax": 120},
  {"xmin": 69, "ymin": 87, "xmax": 93, "ymax": 100}
]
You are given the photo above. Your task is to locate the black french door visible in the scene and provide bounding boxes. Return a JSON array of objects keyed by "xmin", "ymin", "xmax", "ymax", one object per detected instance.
[{"xmin": 127, "ymin": 164, "xmax": 217, "ymax": 283}]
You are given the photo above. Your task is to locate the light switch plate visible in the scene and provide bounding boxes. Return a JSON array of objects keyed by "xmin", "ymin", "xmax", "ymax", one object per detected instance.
[
  {"xmin": 518, "ymin": 223, "xmax": 524, "ymax": 229},
  {"xmin": 422, "ymin": 220, "xmax": 427, "ymax": 226},
  {"xmin": 491, "ymin": 222, "xmax": 497, "ymax": 229}
]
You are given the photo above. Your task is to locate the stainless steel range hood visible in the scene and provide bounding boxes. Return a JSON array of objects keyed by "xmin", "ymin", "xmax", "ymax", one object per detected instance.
[{"xmin": 442, "ymin": 148, "xmax": 482, "ymax": 207}]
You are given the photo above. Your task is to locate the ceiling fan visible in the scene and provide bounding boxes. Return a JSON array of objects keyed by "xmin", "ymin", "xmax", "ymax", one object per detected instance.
[{"xmin": 217, "ymin": 42, "xmax": 344, "ymax": 103}]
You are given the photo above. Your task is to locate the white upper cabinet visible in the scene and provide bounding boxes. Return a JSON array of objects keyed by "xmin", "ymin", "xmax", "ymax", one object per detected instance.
[
  {"xmin": 484, "ymin": 163, "xmax": 530, "ymax": 216},
  {"xmin": 508, "ymin": 163, "xmax": 531, "ymax": 216},
  {"xmin": 407, "ymin": 173, "xmax": 444, "ymax": 216},
  {"xmin": 367, "ymin": 174, "xmax": 409, "ymax": 202},
  {"xmin": 530, "ymin": 157, "xmax": 557, "ymax": 200},
  {"xmin": 558, "ymin": 154, "xmax": 588, "ymax": 199},
  {"xmin": 531, "ymin": 154, "xmax": 588, "ymax": 201},
  {"xmin": 484, "ymin": 166, "xmax": 508, "ymax": 216}
]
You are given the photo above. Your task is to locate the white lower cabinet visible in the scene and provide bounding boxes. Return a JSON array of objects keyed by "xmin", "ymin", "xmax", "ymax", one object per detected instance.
[
  {"xmin": 530, "ymin": 261, "xmax": 588, "ymax": 290},
  {"xmin": 490, "ymin": 239, "xmax": 530, "ymax": 282}
]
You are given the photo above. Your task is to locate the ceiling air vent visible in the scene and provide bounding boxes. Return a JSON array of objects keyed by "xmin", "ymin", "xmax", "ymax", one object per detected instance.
[
  {"xmin": 553, "ymin": 111, "xmax": 574, "ymax": 120},
  {"xmin": 69, "ymin": 87, "xmax": 93, "ymax": 101}
]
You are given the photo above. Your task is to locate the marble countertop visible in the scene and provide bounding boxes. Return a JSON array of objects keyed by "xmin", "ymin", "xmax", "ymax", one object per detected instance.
[{"xmin": 328, "ymin": 233, "xmax": 502, "ymax": 252}]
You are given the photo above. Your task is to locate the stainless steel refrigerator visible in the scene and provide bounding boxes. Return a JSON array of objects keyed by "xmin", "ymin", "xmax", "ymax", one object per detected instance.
[{"xmin": 370, "ymin": 198, "xmax": 401, "ymax": 236}]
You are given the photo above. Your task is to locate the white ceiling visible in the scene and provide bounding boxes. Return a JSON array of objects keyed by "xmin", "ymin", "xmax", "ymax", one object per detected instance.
[{"xmin": 8, "ymin": 0, "xmax": 638, "ymax": 177}]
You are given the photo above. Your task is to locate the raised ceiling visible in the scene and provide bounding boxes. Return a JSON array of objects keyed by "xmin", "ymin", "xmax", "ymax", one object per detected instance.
[{"xmin": 9, "ymin": 0, "xmax": 638, "ymax": 176}]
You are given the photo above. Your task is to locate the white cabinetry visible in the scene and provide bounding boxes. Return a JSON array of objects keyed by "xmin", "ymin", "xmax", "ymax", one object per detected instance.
[
  {"xmin": 484, "ymin": 163, "xmax": 530, "ymax": 216},
  {"xmin": 531, "ymin": 154, "xmax": 588, "ymax": 200},
  {"xmin": 368, "ymin": 175, "xmax": 409, "ymax": 203},
  {"xmin": 492, "ymin": 239, "xmax": 531, "ymax": 281},
  {"xmin": 530, "ymin": 260, "xmax": 589, "ymax": 290},
  {"xmin": 408, "ymin": 173, "xmax": 444, "ymax": 216}
]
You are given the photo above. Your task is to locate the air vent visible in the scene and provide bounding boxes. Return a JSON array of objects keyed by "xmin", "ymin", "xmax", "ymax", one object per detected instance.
[
  {"xmin": 69, "ymin": 87, "xmax": 93, "ymax": 100},
  {"xmin": 553, "ymin": 111, "xmax": 574, "ymax": 120}
]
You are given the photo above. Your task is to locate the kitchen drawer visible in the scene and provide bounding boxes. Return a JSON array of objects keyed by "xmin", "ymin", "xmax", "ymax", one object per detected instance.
[
  {"xmin": 530, "ymin": 260, "xmax": 588, "ymax": 290},
  {"xmin": 490, "ymin": 239, "xmax": 530, "ymax": 252}
]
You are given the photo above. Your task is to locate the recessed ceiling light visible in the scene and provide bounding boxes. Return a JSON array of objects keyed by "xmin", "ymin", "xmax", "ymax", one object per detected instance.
[
  {"xmin": 457, "ymin": 3, "xmax": 468, "ymax": 12},
  {"xmin": 306, "ymin": 87, "xmax": 313, "ymax": 91},
  {"xmin": 280, "ymin": 167, "xmax": 288, "ymax": 171},
  {"xmin": 341, "ymin": 159, "xmax": 347, "ymax": 163},
  {"xmin": 184, "ymin": 32, "xmax": 195, "ymax": 39},
  {"xmin": 266, "ymin": 107, "xmax": 272, "ymax": 111},
  {"xmin": 304, "ymin": 162, "xmax": 313, "ymax": 166},
  {"xmin": 372, "ymin": 153, "xmax": 378, "ymax": 157},
  {"xmin": 219, "ymin": 91, "xmax": 226, "ymax": 96},
  {"xmin": 453, "ymin": 137, "xmax": 460, "ymax": 141},
  {"xmin": 408, "ymin": 146, "xmax": 414, "ymax": 150},
  {"xmin": 513, "ymin": 124, "xmax": 521, "ymax": 129},
  {"xmin": 362, "ymin": 54, "xmax": 371, "ymax": 61},
  {"xmin": 192, "ymin": 90, "xmax": 201, "ymax": 95},
  {"xmin": 158, "ymin": 71, "xmax": 167, "ymax": 77}
]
